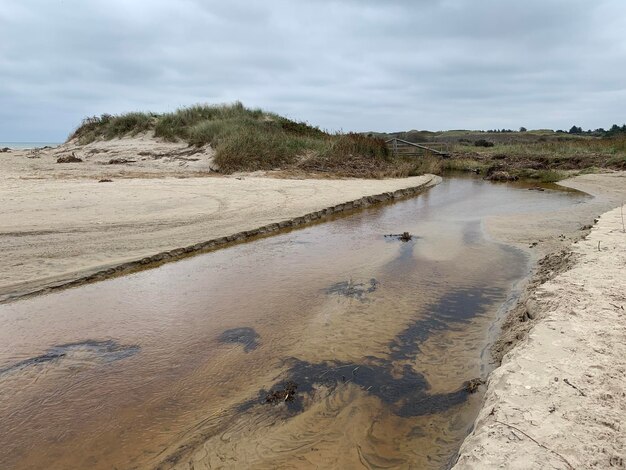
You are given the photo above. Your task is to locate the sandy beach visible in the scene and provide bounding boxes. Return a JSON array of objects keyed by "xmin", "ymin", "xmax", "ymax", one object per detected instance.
[
  {"xmin": 0, "ymin": 143, "xmax": 438, "ymax": 302},
  {"xmin": 2, "ymin": 141, "xmax": 626, "ymax": 468}
]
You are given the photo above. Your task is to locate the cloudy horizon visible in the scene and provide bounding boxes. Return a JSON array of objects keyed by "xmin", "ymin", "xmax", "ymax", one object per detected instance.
[{"xmin": 2, "ymin": 0, "xmax": 626, "ymax": 141}]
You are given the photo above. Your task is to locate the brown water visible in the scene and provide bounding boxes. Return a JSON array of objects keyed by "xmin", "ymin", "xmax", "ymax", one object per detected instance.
[{"xmin": 0, "ymin": 177, "xmax": 587, "ymax": 469}]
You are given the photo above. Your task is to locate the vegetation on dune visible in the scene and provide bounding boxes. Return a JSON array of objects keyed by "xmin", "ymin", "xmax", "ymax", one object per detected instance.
[
  {"xmin": 447, "ymin": 134, "xmax": 626, "ymax": 176},
  {"xmin": 71, "ymin": 104, "xmax": 626, "ymax": 179},
  {"xmin": 70, "ymin": 103, "xmax": 400, "ymax": 176},
  {"xmin": 376, "ymin": 127, "xmax": 626, "ymax": 179},
  {"xmin": 451, "ymin": 134, "xmax": 626, "ymax": 161},
  {"xmin": 72, "ymin": 112, "xmax": 155, "ymax": 143}
]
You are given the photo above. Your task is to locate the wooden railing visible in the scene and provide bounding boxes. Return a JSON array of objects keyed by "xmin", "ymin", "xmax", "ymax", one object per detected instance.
[{"xmin": 385, "ymin": 138, "xmax": 450, "ymax": 157}]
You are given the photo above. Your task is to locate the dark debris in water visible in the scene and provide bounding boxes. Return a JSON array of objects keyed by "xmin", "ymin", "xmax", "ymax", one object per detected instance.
[
  {"xmin": 244, "ymin": 287, "xmax": 500, "ymax": 417},
  {"xmin": 324, "ymin": 278, "xmax": 379, "ymax": 301},
  {"xmin": 0, "ymin": 339, "xmax": 140, "ymax": 377},
  {"xmin": 218, "ymin": 327, "xmax": 260, "ymax": 352},
  {"xmin": 265, "ymin": 381, "xmax": 298, "ymax": 404},
  {"xmin": 254, "ymin": 358, "xmax": 482, "ymax": 418},
  {"xmin": 384, "ymin": 232, "xmax": 413, "ymax": 242},
  {"xmin": 464, "ymin": 377, "xmax": 485, "ymax": 393}
]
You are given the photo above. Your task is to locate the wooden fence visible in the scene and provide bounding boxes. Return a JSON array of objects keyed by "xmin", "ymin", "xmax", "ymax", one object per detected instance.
[{"xmin": 385, "ymin": 138, "xmax": 450, "ymax": 158}]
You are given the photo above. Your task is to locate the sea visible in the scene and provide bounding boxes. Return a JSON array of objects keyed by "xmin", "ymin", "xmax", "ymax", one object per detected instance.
[{"xmin": 0, "ymin": 142, "xmax": 62, "ymax": 150}]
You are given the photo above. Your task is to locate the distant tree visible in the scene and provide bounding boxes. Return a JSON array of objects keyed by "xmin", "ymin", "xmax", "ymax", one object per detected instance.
[
  {"xmin": 519, "ymin": 127, "xmax": 527, "ymax": 132},
  {"xmin": 605, "ymin": 124, "xmax": 626, "ymax": 136},
  {"xmin": 569, "ymin": 125, "xmax": 583, "ymax": 134}
]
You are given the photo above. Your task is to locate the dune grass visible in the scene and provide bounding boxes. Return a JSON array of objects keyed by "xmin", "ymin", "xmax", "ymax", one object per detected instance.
[
  {"xmin": 452, "ymin": 136, "xmax": 626, "ymax": 159},
  {"xmin": 376, "ymin": 128, "xmax": 626, "ymax": 173},
  {"xmin": 441, "ymin": 158, "xmax": 489, "ymax": 172},
  {"xmin": 447, "ymin": 134, "xmax": 626, "ymax": 171},
  {"xmin": 69, "ymin": 103, "xmax": 403, "ymax": 176}
]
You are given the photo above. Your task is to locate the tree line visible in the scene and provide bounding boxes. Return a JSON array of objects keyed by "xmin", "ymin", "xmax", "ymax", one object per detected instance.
[
  {"xmin": 563, "ymin": 124, "xmax": 626, "ymax": 136},
  {"xmin": 480, "ymin": 124, "xmax": 626, "ymax": 137}
]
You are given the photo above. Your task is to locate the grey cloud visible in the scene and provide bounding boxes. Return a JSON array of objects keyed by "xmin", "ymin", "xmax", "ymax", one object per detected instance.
[{"xmin": 1, "ymin": 0, "xmax": 625, "ymax": 141}]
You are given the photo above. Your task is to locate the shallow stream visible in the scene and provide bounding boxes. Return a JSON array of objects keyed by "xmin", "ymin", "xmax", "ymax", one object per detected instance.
[{"xmin": 0, "ymin": 176, "xmax": 587, "ymax": 469}]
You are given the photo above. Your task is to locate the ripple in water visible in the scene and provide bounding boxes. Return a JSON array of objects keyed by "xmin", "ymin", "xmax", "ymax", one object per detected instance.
[{"xmin": 0, "ymin": 340, "xmax": 140, "ymax": 377}]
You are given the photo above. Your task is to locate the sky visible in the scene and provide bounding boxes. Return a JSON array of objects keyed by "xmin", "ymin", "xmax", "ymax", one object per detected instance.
[{"xmin": 1, "ymin": 0, "xmax": 626, "ymax": 141}]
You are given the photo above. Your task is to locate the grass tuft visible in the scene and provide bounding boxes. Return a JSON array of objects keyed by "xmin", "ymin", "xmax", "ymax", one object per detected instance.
[{"xmin": 514, "ymin": 169, "xmax": 568, "ymax": 182}]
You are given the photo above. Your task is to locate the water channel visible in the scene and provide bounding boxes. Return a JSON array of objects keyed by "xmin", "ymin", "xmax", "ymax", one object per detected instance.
[{"xmin": 0, "ymin": 176, "xmax": 588, "ymax": 469}]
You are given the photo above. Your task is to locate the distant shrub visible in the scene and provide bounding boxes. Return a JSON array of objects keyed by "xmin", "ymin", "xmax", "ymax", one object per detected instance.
[{"xmin": 474, "ymin": 139, "xmax": 494, "ymax": 147}]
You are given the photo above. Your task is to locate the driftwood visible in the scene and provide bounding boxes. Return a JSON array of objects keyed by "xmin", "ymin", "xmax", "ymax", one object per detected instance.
[{"xmin": 384, "ymin": 232, "xmax": 412, "ymax": 242}]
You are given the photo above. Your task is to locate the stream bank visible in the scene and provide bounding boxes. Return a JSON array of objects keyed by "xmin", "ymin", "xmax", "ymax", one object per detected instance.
[
  {"xmin": 0, "ymin": 170, "xmax": 438, "ymax": 303},
  {"xmin": 454, "ymin": 202, "xmax": 626, "ymax": 469},
  {"xmin": 453, "ymin": 171, "xmax": 626, "ymax": 469}
]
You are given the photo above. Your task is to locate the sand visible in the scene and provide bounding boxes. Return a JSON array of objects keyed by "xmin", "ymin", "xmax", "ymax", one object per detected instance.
[
  {"xmin": 3, "ymin": 138, "xmax": 626, "ymax": 467},
  {"xmin": 5, "ymin": 132, "xmax": 218, "ymax": 178},
  {"xmin": 454, "ymin": 177, "xmax": 626, "ymax": 469},
  {"xmin": 0, "ymin": 141, "xmax": 438, "ymax": 302}
]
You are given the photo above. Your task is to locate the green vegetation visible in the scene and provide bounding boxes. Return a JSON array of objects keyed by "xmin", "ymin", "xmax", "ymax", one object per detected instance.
[
  {"xmin": 375, "ymin": 128, "xmax": 626, "ymax": 178},
  {"xmin": 449, "ymin": 134, "xmax": 626, "ymax": 173},
  {"xmin": 440, "ymin": 158, "xmax": 489, "ymax": 173},
  {"xmin": 71, "ymin": 104, "xmax": 626, "ymax": 178},
  {"xmin": 70, "ymin": 103, "xmax": 396, "ymax": 175},
  {"xmin": 72, "ymin": 112, "xmax": 154, "ymax": 142},
  {"xmin": 514, "ymin": 169, "xmax": 568, "ymax": 183}
]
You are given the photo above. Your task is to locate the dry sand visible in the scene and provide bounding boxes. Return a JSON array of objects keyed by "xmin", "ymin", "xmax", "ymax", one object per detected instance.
[
  {"xmin": 454, "ymin": 177, "xmax": 626, "ymax": 469},
  {"xmin": 7, "ymin": 132, "xmax": 218, "ymax": 178},
  {"xmin": 0, "ymin": 141, "xmax": 438, "ymax": 302}
]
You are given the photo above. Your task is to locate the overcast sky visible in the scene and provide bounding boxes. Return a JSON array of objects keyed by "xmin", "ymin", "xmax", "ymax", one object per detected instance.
[{"xmin": 2, "ymin": 0, "xmax": 625, "ymax": 141}]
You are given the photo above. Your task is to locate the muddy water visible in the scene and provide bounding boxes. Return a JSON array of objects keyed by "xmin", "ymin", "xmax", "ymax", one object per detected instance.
[{"xmin": 0, "ymin": 177, "xmax": 587, "ymax": 469}]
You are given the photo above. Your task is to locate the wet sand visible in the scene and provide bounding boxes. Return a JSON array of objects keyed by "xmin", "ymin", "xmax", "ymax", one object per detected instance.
[{"xmin": 454, "ymin": 198, "xmax": 626, "ymax": 469}]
